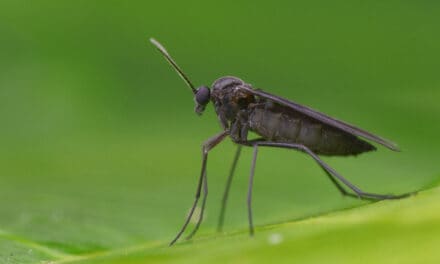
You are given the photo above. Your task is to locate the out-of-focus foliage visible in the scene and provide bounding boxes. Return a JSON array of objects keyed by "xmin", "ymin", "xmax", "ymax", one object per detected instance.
[{"xmin": 0, "ymin": 0, "xmax": 439, "ymax": 263}]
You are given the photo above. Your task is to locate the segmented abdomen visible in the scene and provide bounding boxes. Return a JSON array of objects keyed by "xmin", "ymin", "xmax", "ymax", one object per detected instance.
[{"xmin": 248, "ymin": 106, "xmax": 375, "ymax": 156}]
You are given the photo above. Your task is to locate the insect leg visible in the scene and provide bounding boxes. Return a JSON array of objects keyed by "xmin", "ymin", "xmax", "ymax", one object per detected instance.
[
  {"xmin": 169, "ymin": 131, "xmax": 228, "ymax": 246},
  {"xmin": 185, "ymin": 166, "xmax": 208, "ymax": 240},
  {"xmin": 217, "ymin": 145, "xmax": 242, "ymax": 232},
  {"xmin": 252, "ymin": 141, "xmax": 411, "ymax": 200},
  {"xmin": 247, "ymin": 144, "xmax": 259, "ymax": 236},
  {"xmin": 169, "ymin": 160, "xmax": 204, "ymax": 246},
  {"xmin": 320, "ymin": 166, "xmax": 361, "ymax": 199},
  {"xmin": 239, "ymin": 139, "xmax": 356, "ymax": 198}
]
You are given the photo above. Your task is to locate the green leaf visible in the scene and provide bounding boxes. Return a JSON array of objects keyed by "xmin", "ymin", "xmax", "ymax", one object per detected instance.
[
  {"xmin": 1, "ymin": 1, "xmax": 440, "ymax": 263},
  {"xmin": 95, "ymin": 184, "xmax": 439, "ymax": 264},
  {"xmin": 4, "ymin": 182, "xmax": 440, "ymax": 264}
]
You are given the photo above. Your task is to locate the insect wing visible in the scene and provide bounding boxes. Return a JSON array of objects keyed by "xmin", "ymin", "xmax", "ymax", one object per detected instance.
[{"xmin": 239, "ymin": 85, "xmax": 400, "ymax": 151}]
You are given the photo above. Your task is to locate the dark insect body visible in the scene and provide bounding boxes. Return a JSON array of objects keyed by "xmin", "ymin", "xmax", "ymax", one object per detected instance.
[
  {"xmin": 211, "ymin": 76, "xmax": 376, "ymax": 156},
  {"xmin": 149, "ymin": 38, "xmax": 412, "ymax": 246}
]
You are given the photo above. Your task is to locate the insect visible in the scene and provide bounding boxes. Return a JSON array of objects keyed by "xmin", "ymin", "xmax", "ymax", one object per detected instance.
[{"xmin": 150, "ymin": 38, "xmax": 411, "ymax": 246}]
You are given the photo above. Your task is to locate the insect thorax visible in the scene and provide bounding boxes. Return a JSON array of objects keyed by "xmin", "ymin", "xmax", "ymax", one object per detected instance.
[{"xmin": 211, "ymin": 76, "xmax": 256, "ymax": 132}]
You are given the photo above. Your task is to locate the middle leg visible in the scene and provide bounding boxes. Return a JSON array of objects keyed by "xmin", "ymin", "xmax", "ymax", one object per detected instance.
[{"xmin": 217, "ymin": 145, "xmax": 242, "ymax": 232}]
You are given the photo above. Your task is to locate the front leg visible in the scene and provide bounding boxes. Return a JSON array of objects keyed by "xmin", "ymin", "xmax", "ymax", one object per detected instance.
[{"xmin": 170, "ymin": 131, "xmax": 229, "ymax": 246}]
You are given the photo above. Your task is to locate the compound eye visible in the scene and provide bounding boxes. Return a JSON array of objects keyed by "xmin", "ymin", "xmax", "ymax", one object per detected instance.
[{"xmin": 195, "ymin": 86, "xmax": 210, "ymax": 105}]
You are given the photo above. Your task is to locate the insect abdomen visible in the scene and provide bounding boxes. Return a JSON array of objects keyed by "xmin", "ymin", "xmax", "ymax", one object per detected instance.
[{"xmin": 248, "ymin": 106, "xmax": 376, "ymax": 156}]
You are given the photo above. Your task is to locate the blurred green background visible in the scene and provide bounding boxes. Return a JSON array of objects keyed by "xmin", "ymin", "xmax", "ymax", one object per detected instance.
[{"xmin": 1, "ymin": 0, "xmax": 439, "ymax": 263}]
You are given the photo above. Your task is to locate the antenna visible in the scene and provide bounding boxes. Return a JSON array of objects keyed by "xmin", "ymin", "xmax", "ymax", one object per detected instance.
[{"xmin": 150, "ymin": 38, "xmax": 197, "ymax": 94}]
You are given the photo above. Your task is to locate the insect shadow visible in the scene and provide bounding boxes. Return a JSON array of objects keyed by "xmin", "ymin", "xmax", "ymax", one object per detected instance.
[{"xmin": 149, "ymin": 38, "xmax": 412, "ymax": 246}]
